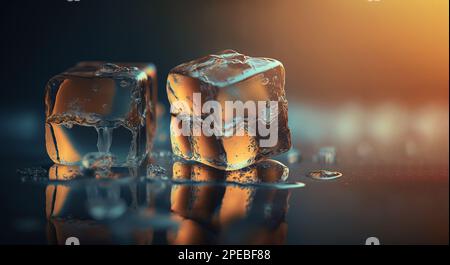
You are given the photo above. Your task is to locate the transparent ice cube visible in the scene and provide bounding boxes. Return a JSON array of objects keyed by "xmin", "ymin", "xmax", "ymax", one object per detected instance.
[
  {"xmin": 45, "ymin": 63, "xmax": 155, "ymax": 166},
  {"xmin": 167, "ymin": 50, "xmax": 291, "ymax": 170}
]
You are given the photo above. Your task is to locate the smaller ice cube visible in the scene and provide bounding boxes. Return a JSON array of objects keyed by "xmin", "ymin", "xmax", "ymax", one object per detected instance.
[{"xmin": 45, "ymin": 63, "xmax": 155, "ymax": 166}]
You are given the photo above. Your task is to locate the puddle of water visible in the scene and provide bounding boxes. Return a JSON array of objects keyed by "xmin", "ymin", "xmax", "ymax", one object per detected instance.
[{"xmin": 306, "ymin": 170, "xmax": 343, "ymax": 180}]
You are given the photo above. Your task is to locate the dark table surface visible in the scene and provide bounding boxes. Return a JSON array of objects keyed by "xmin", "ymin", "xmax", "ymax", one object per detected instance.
[{"xmin": 0, "ymin": 140, "xmax": 448, "ymax": 245}]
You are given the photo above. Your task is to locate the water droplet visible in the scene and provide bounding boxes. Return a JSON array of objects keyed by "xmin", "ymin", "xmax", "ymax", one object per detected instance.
[{"xmin": 306, "ymin": 170, "xmax": 342, "ymax": 180}]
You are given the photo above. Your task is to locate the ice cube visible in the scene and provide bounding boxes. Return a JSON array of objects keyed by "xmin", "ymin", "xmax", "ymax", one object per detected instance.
[
  {"xmin": 45, "ymin": 63, "xmax": 155, "ymax": 166},
  {"xmin": 167, "ymin": 50, "xmax": 291, "ymax": 170}
]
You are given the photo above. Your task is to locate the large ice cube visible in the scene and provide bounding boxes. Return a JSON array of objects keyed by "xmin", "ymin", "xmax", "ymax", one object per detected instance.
[
  {"xmin": 45, "ymin": 63, "xmax": 155, "ymax": 166},
  {"xmin": 167, "ymin": 50, "xmax": 291, "ymax": 170}
]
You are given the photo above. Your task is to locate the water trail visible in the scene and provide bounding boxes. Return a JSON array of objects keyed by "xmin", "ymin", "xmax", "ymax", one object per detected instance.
[
  {"xmin": 127, "ymin": 130, "xmax": 138, "ymax": 163},
  {"xmin": 96, "ymin": 126, "xmax": 113, "ymax": 153}
]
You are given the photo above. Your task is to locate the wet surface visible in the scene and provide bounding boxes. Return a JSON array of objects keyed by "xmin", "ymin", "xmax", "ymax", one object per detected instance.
[{"xmin": 1, "ymin": 145, "xmax": 448, "ymax": 244}]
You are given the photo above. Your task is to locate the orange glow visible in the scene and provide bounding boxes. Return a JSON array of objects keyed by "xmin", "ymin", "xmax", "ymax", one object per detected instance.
[{"xmin": 189, "ymin": 0, "xmax": 448, "ymax": 106}]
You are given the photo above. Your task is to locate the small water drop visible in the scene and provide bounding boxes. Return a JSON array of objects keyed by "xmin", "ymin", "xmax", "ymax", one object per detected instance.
[{"xmin": 307, "ymin": 170, "xmax": 342, "ymax": 180}]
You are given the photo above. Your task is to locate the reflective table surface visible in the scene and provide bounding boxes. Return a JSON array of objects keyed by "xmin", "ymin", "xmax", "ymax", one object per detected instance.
[{"xmin": 1, "ymin": 143, "xmax": 448, "ymax": 245}]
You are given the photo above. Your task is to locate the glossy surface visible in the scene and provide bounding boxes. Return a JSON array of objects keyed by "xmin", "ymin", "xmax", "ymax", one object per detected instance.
[{"xmin": 4, "ymin": 146, "xmax": 448, "ymax": 244}]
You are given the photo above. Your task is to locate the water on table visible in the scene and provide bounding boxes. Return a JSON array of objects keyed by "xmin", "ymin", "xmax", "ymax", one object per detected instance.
[{"xmin": 17, "ymin": 154, "xmax": 302, "ymax": 245}]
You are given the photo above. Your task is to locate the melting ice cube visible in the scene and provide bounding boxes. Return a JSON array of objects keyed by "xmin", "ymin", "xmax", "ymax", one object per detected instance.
[
  {"xmin": 167, "ymin": 50, "xmax": 291, "ymax": 170},
  {"xmin": 45, "ymin": 63, "xmax": 155, "ymax": 166}
]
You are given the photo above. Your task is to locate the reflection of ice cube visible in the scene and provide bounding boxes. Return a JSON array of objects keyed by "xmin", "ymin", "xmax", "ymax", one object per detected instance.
[
  {"xmin": 170, "ymin": 158, "xmax": 290, "ymax": 244},
  {"xmin": 167, "ymin": 50, "xmax": 291, "ymax": 170},
  {"xmin": 172, "ymin": 159, "xmax": 289, "ymax": 184},
  {"xmin": 45, "ymin": 63, "xmax": 155, "ymax": 166}
]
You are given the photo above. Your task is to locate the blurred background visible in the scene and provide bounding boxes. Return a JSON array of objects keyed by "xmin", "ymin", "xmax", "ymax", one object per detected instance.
[{"xmin": 0, "ymin": 0, "xmax": 448, "ymax": 161}]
